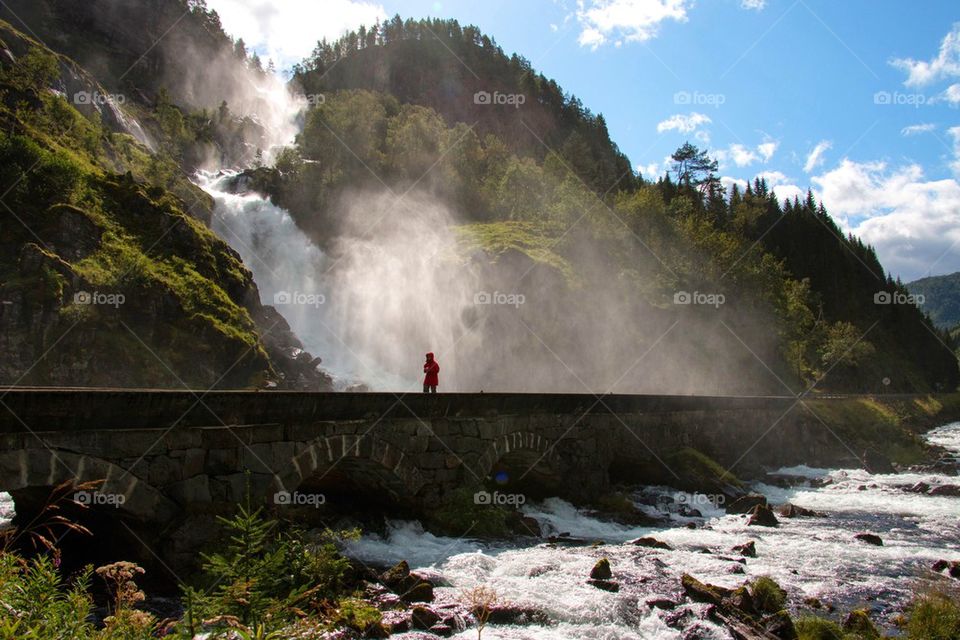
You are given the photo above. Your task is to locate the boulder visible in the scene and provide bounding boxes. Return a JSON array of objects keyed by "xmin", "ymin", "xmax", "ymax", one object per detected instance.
[
  {"xmin": 629, "ymin": 536, "xmax": 673, "ymax": 550},
  {"xmin": 587, "ymin": 578, "xmax": 620, "ymax": 592},
  {"xmin": 747, "ymin": 504, "xmax": 779, "ymax": 527},
  {"xmin": 411, "ymin": 606, "xmax": 440, "ymax": 630},
  {"xmin": 727, "ymin": 494, "xmax": 768, "ymax": 514},
  {"xmin": 379, "ymin": 560, "xmax": 435, "ymax": 602},
  {"xmin": 763, "ymin": 611, "xmax": 798, "ymax": 639},
  {"xmin": 854, "ymin": 533, "xmax": 883, "ymax": 546},
  {"xmin": 777, "ymin": 503, "xmax": 817, "ymax": 518},
  {"xmin": 929, "ymin": 484, "xmax": 960, "ymax": 497},
  {"xmin": 732, "ymin": 541, "xmax": 757, "ymax": 557},
  {"xmin": 590, "ymin": 558, "xmax": 612, "ymax": 580},
  {"xmin": 842, "ymin": 609, "xmax": 879, "ymax": 639},
  {"xmin": 485, "ymin": 604, "xmax": 550, "ymax": 625}
]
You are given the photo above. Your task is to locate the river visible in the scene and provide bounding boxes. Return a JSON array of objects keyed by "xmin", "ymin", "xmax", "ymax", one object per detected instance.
[{"xmin": 342, "ymin": 422, "xmax": 960, "ymax": 639}]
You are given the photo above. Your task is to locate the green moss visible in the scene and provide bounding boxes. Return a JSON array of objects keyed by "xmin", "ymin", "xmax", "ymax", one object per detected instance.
[
  {"xmin": 796, "ymin": 616, "xmax": 845, "ymax": 640},
  {"xmin": 664, "ymin": 447, "xmax": 743, "ymax": 493},
  {"xmin": 428, "ymin": 487, "xmax": 514, "ymax": 538},
  {"xmin": 750, "ymin": 576, "xmax": 787, "ymax": 615},
  {"xmin": 842, "ymin": 609, "xmax": 879, "ymax": 639},
  {"xmin": 455, "ymin": 221, "xmax": 577, "ymax": 285}
]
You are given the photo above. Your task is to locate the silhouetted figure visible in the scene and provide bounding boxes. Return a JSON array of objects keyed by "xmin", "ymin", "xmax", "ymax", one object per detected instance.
[{"xmin": 423, "ymin": 352, "xmax": 439, "ymax": 393}]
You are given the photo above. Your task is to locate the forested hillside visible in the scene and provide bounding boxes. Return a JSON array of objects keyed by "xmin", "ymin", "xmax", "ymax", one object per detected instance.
[
  {"xmin": 265, "ymin": 17, "xmax": 956, "ymax": 393},
  {"xmin": 0, "ymin": 3, "xmax": 954, "ymax": 392}
]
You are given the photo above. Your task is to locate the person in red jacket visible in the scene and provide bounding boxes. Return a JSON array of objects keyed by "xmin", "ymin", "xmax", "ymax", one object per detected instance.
[{"xmin": 423, "ymin": 352, "xmax": 439, "ymax": 393}]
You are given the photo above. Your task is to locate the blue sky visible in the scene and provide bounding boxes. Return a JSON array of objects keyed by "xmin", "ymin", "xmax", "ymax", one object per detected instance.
[{"xmin": 206, "ymin": 0, "xmax": 960, "ymax": 283}]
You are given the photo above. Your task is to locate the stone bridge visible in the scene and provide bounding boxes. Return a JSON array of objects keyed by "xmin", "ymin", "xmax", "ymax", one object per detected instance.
[{"xmin": 0, "ymin": 389, "xmax": 866, "ymax": 568}]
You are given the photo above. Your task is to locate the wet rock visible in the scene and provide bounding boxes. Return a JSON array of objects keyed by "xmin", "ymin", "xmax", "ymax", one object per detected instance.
[
  {"xmin": 843, "ymin": 609, "xmax": 879, "ymax": 638},
  {"xmin": 428, "ymin": 623, "xmax": 453, "ymax": 637},
  {"xmin": 732, "ymin": 541, "xmax": 757, "ymax": 557},
  {"xmin": 411, "ymin": 606, "xmax": 440, "ymax": 630},
  {"xmin": 763, "ymin": 610, "xmax": 798, "ymax": 639},
  {"xmin": 803, "ymin": 597, "xmax": 824, "ymax": 609},
  {"xmin": 587, "ymin": 578, "xmax": 620, "ymax": 592},
  {"xmin": 854, "ymin": 533, "xmax": 883, "ymax": 546},
  {"xmin": 590, "ymin": 557, "xmax": 613, "ymax": 580},
  {"xmin": 747, "ymin": 504, "xmax": 779, "ymax": 527},
  {"xmin": 777, "ymin": 503, "xmax": 817, "ymax": 518},
  {"xmin": 908, "ymin": 482, "xmax": 931, "ymax": 494},
  {"xmin": 379, "ymin": 561, "xmax": 435, "ymax": 602},
  {"xmin": 629, "ymin": 536, "xmax": 673, "ymax": 550},
  {"xmin": 728, "ymin": 586, "xmax": 756, "ymax": 615},
  {"xmin": 727, "ymin": 494, "xmax": 769, "ymax": 514},
  {"xmin": 933, "ymin": 559, "xmax": 950, "ymax": 572},
  {"xmin": 728, "ymin": 564, "xmax": 746, "ymax": 574},
  {"xmin": 380, "ymin": 610, "xmax": 411, "ymax": 633},
  {"xmin": 681, "ymin": 574, "xmax": 733, "ymax": 605},
  {"xmin": 486, "ymin": 604, "xmax": 551, "ymax": 625},
  {"xmin": 646, "ymin": 597, "xmax": 677, "ymax": 610},
  {"xmin": 678, "ymin": 505, "xmax": 703, "ymax": 518},
  {"xmin": 929, "ymin": 484, "xmax": 960, "ymax": 497},
  {"xmin": 518, "ymin": 516, "xmax": 542, "ymax": 537}
]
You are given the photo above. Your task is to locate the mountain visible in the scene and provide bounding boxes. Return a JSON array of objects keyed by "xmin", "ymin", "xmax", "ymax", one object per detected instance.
[
  {"xmin": 0, "ymin": 17, "xmax": 330, "ymax": 389},
  {"xmin": 0, "ymin": 4, "xmax": 955, "ymax": 393},
  {"xmin": 907, "ymin": 272, "xmax": 960, "ymax": 330}
]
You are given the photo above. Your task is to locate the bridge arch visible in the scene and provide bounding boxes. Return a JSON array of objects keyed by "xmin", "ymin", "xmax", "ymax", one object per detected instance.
[
  {"xmin": 0, "ymin": 448, "xmax": 176, "ymax": 523},
  {"xmin": 476, "ymin": 430, "xmax": 563, "ymax": 497},
  {"xmin": 276, "ymin": 435, "xmax": 425, "ymax": 503}
]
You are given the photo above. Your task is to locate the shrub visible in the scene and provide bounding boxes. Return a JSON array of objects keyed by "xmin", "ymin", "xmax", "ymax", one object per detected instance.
[
  {"xmin": 795, "ymin": 616, "xmax": 845, "ymax": 640},
  {"xmin": 906, "ymin": 590, "xmax": 960, "ymax": 640},
  {"xmin": 750, "ymin": 575, "xmax": 787, "ymax": 615}
]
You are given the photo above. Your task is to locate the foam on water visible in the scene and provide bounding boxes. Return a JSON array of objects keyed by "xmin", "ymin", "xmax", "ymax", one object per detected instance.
[{"xmin": 346, "ymin": 422, "xmax": 960, "ymax": 636}]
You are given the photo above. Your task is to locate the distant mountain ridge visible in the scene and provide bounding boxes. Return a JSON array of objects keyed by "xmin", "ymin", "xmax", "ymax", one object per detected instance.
[{"xmin": 908, "ymin": 272, "xmax": 960, "ymax": 330}]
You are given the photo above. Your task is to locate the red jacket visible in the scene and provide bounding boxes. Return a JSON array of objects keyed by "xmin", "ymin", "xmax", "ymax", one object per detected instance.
[{"xmin": 423, "ymin": 353, "xmax": 440, "ymax": 386}]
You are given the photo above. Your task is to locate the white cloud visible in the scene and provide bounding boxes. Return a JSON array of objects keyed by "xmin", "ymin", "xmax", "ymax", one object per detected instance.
[
  {"xmin": 740, "ymin": 0, "xmax": 766, "ymax": 9},
  {"xmin": 575, "ymin": 0, "xmax": 690, "ymax": 49},
  {"xmin": 891, "ymin": 23, "xmax": 960, "ymax": 87},
  {"xmin": 656, "ymin": 111, "xmax": 712, "ymax": 134},
  {"xmin": 945, "ymin": 83, "xmax": 960, "ymax": 105},
  {"xmin": 803, "ymin": 140, "xmax": 832, "ymax": 173},
  {"xmin": 205, "ymin": 0, "xmax": 385, "ymax": 69},
  {"xmin": 757, "ymin": 140, "xmax": 778, "ymax": 162},
  {"xmin": 638, "ymin": 162, "xmax": 663, "ymax": 178},
  {"xmin": 949, "ymin": 126, "xmax": 960, "ymax": 177},
  {"xmin": 728, "ymin": 143, "xmax": 758, "ymax": 167},
  {"xmin": 721, "ymin": 176, "xmax": 748, "ymax": 194},
  {"xmin": 901, "ymin": 123, "xmax": 936, "ymax": 136},
  {"xmin": 811, "ymin": 159, "xmax": 960, "ymax": 281}
]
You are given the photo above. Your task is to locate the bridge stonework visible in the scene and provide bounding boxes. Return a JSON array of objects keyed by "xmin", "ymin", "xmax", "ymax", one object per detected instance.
[{"xmin": 0, "ymin": 390, "xmax": 853, "ymax": 563}]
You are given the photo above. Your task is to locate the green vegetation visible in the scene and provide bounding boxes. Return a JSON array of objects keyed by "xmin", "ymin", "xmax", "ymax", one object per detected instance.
[
  {"xmin": 905, "ymin": 590, "xmax": 960, "ymax": 640},
  {"xmin": 0, "ymin": 20, "xmax": 277, "ymax": 387},
  {"xmin": 428, "ymin": 487, "xmax": 515, "ymax": 538},
  {"xmin": 0, "ymin": 494, "xmax": 381, "ymax": 639},
  {"xmin": 664, "ymin": 447, "xmax": 743, "ymax": 493},
  {"xmin": 908, "ymin": 271, "xmax": 960, "ymax": 330},
  {"xmin": 750, "ymin": 576, "xmax": 788, "ymax": 615}
]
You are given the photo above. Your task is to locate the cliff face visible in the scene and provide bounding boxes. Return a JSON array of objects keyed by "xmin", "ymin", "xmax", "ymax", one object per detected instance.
[{"xmin": 0, "ymin": 20, "xmax": 331, "ymax": 389}]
